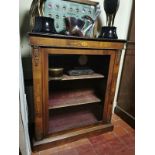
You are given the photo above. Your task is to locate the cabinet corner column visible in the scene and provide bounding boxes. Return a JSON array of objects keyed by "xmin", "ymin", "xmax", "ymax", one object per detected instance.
[
  {"xmin": 103, "ymin": 50, "xmax": 122, "ymax": 123},
  {"xmin": 32, "ymin": 46, "xmax": 44, "ymax": 140}
]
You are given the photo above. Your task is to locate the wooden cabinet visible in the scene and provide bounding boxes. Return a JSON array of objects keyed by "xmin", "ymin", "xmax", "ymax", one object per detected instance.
[{"xmin": 29, "ymin": 33, "xmax": 125, "ymax": 150}]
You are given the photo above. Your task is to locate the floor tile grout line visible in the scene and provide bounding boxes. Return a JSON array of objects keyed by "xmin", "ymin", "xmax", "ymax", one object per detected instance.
[
  {"xmin": 121, "ymin": 125, "xmax": 134, "ymax": 134},
  {"xmin": 112, "ymin": 132, "xmax": 129, "ymax": 147},
  {"xmin": 71, "ymin": 138, "xmax": 99, "ymax": 155},
  {"xmin": 87, "ymin": 138, "xmax": 100, "ymax": 155},
  {"xmin": 112, "ymin": 125, "xmax": 135, "ymax": 148}
]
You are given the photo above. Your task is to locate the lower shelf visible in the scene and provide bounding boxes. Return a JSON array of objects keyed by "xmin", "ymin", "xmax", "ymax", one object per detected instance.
[{"xmin": 48, "ymin": 108, "xmax": 100, "ymax": 134}]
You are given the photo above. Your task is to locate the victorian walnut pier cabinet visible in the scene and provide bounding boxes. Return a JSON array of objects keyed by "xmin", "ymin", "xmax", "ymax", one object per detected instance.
[{"xmin": 29, "ymin": 33, "xmax": 125, "ymax": 151}]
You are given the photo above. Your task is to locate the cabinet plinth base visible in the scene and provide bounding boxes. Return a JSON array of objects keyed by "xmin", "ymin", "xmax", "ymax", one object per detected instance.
[{"xmin": 32, "ymin": 123, "xmax": 113, "ymax": 152}]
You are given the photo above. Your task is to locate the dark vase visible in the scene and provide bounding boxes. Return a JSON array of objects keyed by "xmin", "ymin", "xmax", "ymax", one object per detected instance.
[
  {"xmin": 104, "ymin": 0, "xmax": 120, "ymax": 15},
  {"xmin": 98, "ymin": 0, "xmax": 119, "ymax": 39},
  {"xmin": 98, "ymin": 26, "xmax": 118, "ymax": 39},
  {"xmin": 32, "ymin": 16, "xmax": 57, "ymax": 34}
]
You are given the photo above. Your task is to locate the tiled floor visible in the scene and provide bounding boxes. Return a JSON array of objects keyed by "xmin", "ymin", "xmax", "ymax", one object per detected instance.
[{"xmin": 32, "ymin": 114, "xmax": 135, "ymax": 155}]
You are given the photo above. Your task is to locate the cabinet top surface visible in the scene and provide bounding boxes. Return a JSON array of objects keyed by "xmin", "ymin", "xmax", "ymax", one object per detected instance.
[
  {"xmin": 28, "ymin": 32, "xmax": 126, "ymax": 50},
  {"xmin": 29, "ymin": 32, "xmax": 126, "ymax": 43}
]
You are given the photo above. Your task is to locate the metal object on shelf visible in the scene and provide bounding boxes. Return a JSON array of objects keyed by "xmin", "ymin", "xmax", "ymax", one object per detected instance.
[
  {"xmin": 49, "ymin": 68, "xmax": 64, "ymax": 80},
  {"xmin": 68, "ymin": 68, "xmax": 94, "ymax": 76}
]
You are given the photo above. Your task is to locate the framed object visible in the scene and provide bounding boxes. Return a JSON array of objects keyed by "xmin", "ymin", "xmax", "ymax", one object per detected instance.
[{"xmin": 44, "ymin": 0, "xmax": 100, "ymax": 37}]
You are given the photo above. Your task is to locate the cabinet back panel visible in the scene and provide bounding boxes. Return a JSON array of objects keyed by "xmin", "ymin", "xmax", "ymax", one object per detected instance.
[{"xmin": 48, "ymin": 55, "xmax": 110, "ymax": 76}]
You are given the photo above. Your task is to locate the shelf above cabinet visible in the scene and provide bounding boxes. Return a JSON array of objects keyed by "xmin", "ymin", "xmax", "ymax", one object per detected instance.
[
  {"xmin": 49, "ymin": 73, "xmax": 104, "ymax": 81},
  {"xmin": 48, "ymin": 88, "xmax": 101, "ymax": 109}
]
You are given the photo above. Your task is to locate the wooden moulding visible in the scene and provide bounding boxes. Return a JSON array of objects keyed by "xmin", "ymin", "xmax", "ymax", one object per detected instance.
[{"xmin": 32, "ymin": 123, "xmax": 113, "ymax": 151}]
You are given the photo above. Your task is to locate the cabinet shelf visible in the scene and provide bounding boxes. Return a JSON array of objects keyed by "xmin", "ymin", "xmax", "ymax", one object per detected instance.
[
  {"xmin": 48, "ymin": 108, "xmax": 99, "ymax": 134},
  {"xmin": 48, "ymin": 73, "xmax": 104, "ymax": 81},
  {"xmin": 48, "ymin": 88, "xmax": 101, "ymax": 109}
]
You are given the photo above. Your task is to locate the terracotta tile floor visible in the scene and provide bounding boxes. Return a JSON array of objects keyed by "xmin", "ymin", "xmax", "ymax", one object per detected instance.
[{"xmin": 32, "ymin": 114, "xmax": 135, "ymax": 155}]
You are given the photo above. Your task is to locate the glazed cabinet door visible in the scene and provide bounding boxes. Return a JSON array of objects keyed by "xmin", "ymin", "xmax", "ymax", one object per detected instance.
[{"xmin": 41, "ymin": 48, "xmax": 120, "ymax": 137}]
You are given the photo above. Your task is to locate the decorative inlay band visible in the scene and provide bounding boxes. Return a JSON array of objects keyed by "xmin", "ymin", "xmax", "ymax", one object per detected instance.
[{"xmin": 33, "ymin": 46, "xmax": 40, "ymax": 67}]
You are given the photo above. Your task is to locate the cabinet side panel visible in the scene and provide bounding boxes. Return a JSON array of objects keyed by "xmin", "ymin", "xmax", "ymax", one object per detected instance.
[
  {"xmin": 103, "ymin": 52, "xmax": 115, "ymax": 123},
  {"xmin": 32, "ymin": 47, "xmax": 44, "ymax": 140}
]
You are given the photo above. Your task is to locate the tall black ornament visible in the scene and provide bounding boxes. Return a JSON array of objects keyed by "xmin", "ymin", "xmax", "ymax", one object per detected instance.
[{"xmin": 99, "ymin": 0, "xmax": 120, "ymax": 39}]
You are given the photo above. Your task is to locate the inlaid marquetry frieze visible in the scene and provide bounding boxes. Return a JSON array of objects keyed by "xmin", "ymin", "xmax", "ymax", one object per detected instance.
[{"xmin": 33, "ymin": 46, "xmax": 40, "ymax": 67}]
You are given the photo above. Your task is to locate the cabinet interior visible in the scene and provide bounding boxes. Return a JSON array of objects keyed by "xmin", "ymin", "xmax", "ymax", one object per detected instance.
[{"xmin": 47, "ymin": 54, "xmax": 110, "ymax": 134}]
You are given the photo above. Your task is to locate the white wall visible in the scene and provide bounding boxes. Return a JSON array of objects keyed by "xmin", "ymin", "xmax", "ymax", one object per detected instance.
[
  {"xmin": 19, "ymin": 0, "xmax": 32, "ymax": 57},
  {"xmin": 115, "ymin": 0, "xmax": 133, "ymax": 39}
]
